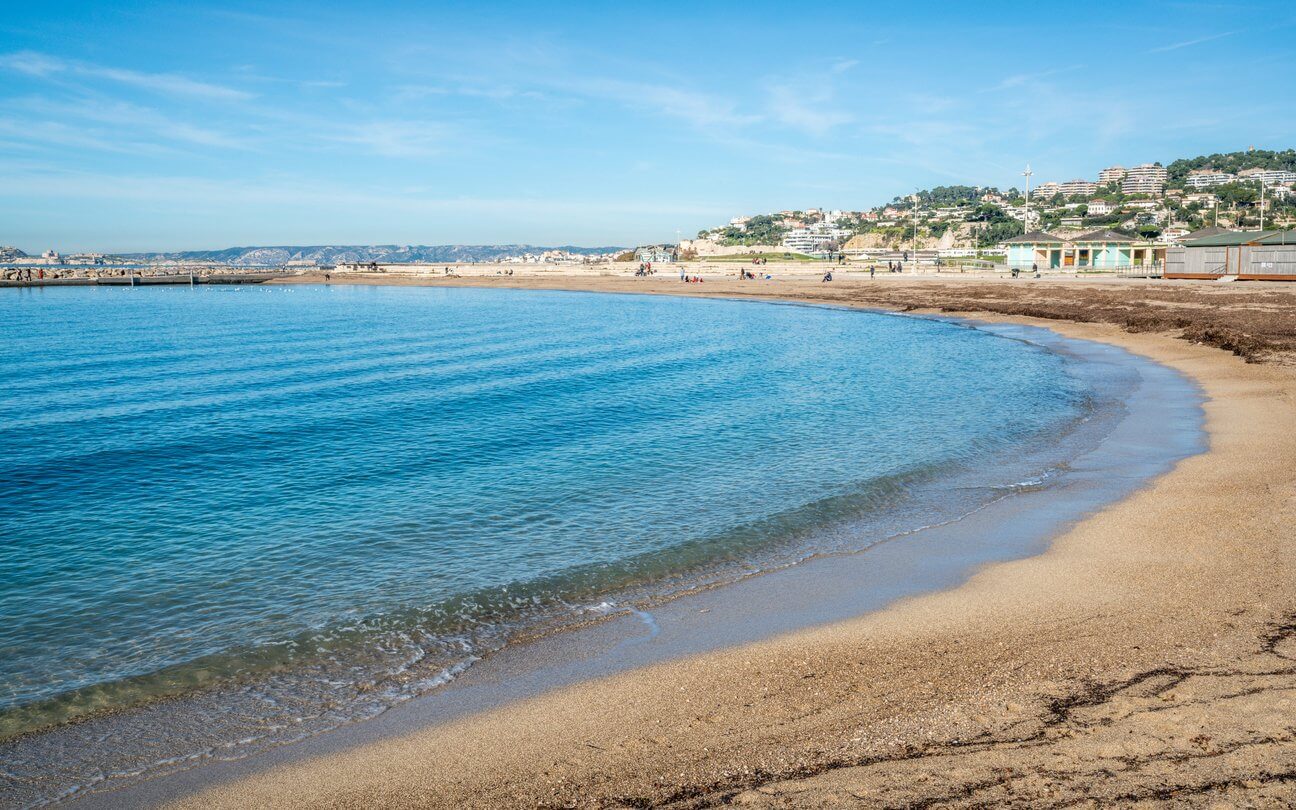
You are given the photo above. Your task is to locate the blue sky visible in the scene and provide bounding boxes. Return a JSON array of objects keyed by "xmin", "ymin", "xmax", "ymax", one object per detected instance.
[{"xmin": 2, "ymin": 1, "xmax": 1294, "ymax": 252}]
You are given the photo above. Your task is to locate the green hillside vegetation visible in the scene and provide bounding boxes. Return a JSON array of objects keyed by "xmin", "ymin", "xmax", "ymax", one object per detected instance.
[
  {"xmin": 1167, "ymin": 149, "xmax": 1296, "ymax": 185},
  {"xmin": 711, "ymin": 214, "xmax": 789, "ymax": 246}
]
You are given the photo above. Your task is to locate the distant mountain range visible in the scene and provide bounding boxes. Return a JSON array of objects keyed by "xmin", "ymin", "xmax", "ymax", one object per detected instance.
[{"xmin": 117, "ymin": 244, "xmax": 626, "ymax": 266}]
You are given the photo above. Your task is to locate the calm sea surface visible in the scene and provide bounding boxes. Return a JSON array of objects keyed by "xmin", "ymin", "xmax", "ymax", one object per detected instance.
[{"xmin": 0, "ymin": 285, "xmax": 1093, "ymax": 798}]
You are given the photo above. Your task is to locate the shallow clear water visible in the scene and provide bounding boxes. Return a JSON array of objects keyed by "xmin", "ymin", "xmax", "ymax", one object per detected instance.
[{"xmin": 0, "ymin": 285, "xmax": 1088, "ymax": 750}]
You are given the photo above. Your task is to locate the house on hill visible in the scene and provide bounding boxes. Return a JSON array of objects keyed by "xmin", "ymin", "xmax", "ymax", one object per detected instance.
[{"xmin": 634, "ymin": 245, "xmax": 678, "ymax": 263}]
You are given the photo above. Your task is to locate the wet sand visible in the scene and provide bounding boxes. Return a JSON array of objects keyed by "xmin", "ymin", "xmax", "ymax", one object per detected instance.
[{"xmin": 159, "ymin": 274, "xmax": 1296, "ymax": 806}]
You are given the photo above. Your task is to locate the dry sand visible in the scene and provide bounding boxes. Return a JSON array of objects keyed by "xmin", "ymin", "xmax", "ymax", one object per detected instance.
[{"xmin": 172, "ymin": 273, "xmax": 1296, "ymax": 807}]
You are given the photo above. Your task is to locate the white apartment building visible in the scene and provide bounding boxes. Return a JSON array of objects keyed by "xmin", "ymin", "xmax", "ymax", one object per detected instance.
[
  {"xmin": 1185, "ymin": 169, "xmax": 1236, "ymax": 189},
  {"xmin": 1033, "ymin": 181, "xmax": 1061, "ymax": 198},
  {"xmin": 1059, "ymin": 179, "xmax": 1098, "ymax": 197},
  {"xmin": 1121, "ymin": 163, "xmax": 1168, "ymax": 196},
  {"xmin": 728, "ymin": 216, "xmax": 751, "ymax": 229},
  {"xmin": 781, "ymin": 224, "xmax": 850, "ymax": 254},
  {"xmin": 1098, "ymin": 166, "xmax": 1127, "ymax": 185},
  {"xmin": 1237, "ymin": 167, "xmax": 1296, "ymax": 185}
]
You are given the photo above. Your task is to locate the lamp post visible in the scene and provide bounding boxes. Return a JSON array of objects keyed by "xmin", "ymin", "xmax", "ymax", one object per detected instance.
[
  {"xmin": 912, "ymin": 190, "xmax": 919, "ymax": 264},
  {"xmin": 1022, "ymin": 164, "xmax": 1034, "ymax": 234},
  {"xmin": 1260, "ymin": 178, "xmax": 1266, "ymax": 231}
]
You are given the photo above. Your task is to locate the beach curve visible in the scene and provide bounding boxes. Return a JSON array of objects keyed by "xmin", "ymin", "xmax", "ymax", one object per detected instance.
[{"xmin": 78, "ymin": 274, "xmax": 1291, "ymax": 809}]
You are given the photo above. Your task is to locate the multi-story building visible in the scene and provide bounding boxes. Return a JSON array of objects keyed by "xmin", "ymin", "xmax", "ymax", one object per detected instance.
[
  {"xmin": 1098, "ymin": 166, "xmax": 1127, "ymax": 185},
  {"xmin": 1033, "ymin": 181, "xmax": 1061, "ymax": 198},
  {"xmin": 1185, "ymin": 169, "xmax": 1236, "ymax": 189},
  {"xmin": 1237, "ymin": 167, "xmax": 1296, "ymax": 185},
  {"xmin": 781, "ymin": 223, "xmax": 850, "ymax": 255},
  {"xmin": 1087, "ymin": 199, "xmax": 1118, "ymax": 216},
  {"xmin": 1059, "ymin": 179, "xmax": 1098, "ymax": 197},
  {"xmin": 634, "ymin": 245, "xmax": 678, "ymax": 263},
  {"xmin": 1121, "ymin": 163, "xmax": 1168, "ymax": 196}
]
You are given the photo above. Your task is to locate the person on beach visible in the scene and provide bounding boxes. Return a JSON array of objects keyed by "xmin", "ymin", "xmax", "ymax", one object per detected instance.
[
  {"xmin": 870, "ymin": 265, "xmax": 876, "ymax": 278},
  {"xmin": 822, "ymin": 270, "xmax": 833, "ymax": 282}
]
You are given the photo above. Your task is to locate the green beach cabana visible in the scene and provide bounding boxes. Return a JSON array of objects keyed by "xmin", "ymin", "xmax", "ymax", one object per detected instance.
[
  {"xmin": 1072, "ymin": 229, "xmax": 1136, "ymax": 269},
  {"xmin": 1004, "ymin": 231, "xmax": 1066, "ymax": 269}
]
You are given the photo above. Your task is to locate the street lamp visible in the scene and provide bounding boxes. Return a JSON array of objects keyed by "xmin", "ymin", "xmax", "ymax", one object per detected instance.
[
  {"xmin": 1022, "ymin": 164, "xmax": 1034, "ymax": 234},
  {"xmin": 912, "ymin": 190, "xmax": 919, "ymax": 264}
]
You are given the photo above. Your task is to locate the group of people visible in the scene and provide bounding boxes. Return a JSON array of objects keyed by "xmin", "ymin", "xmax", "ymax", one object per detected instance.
[
  {"xmin": 635, "ymin": 263, "xmax": 657, "ymax": 276},
  {"xmin": 680, "ymin": 272, "xmax": 705, "ymax": 283},
  {"xmin": 1010, "ymin": 262, "xmax": 1042, "ymax": 279},
  {"xmin": 6, "ymin": 268, "xmax": 45, "ymax": 281}
]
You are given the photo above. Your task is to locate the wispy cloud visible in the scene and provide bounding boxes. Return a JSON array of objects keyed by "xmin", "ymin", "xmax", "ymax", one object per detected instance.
[
  {"xmin": 322, "ymin": 120, "xmax": 453, "ymax": 158},
  {"xmin": 567, "ymin": 77, "xmax": 759, "ymax": 130},
  {"xmin": 983, "ymin": 64, "xmax": 1086, "ymax": 93},
  {"xmin": 13, "ymin": 97, "xmax": 257, "ymax": 151},
  {"xmin": 765, "ymin": 83, "xmax": 851, "ymax": 136},
  {"xmin": 0, "ymin": 51, "xmax": 253, "ymax": 101},
  {"xmin": 1148, "ymin": 30, "xmax": 1240, "ymax": 53}
]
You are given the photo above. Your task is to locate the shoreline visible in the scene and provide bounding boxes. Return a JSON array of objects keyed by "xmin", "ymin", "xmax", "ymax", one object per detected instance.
[
  {"xmin": 64, "ymin": 274, "xmax": 1296, "ymax": 806},
  {"xmin": 60, "ymin": 291, "xmax": 1204, "ymax": 808}
]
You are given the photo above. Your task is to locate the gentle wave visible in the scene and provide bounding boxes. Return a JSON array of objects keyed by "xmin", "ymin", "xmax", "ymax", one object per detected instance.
[{"xmin": 0, "ymin": 286, "xmax": 1101, "ymax": 804}]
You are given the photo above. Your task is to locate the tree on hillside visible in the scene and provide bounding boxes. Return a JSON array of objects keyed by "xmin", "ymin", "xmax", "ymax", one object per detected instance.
[
  {"xmin": 1215, "ymin": 182, "xmax": 1259, "ymax": 206},
  {"xmin": 715, "ymin": 214, "xmax": 789, "ymax": 247}
]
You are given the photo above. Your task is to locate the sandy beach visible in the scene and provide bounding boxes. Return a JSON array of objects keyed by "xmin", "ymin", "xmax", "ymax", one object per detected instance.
[{"xmin": 141, "ymin": 271, "xmax": 1296, "ymax": 807}]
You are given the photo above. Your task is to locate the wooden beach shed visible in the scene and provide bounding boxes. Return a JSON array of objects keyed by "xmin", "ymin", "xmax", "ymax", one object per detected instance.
[{"xmin": 1164, "ymin": 230, "xmax": 1296, "ymax": 280}]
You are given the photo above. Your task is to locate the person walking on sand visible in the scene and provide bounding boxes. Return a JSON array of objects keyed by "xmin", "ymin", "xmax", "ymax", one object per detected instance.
[{"xmin": 870, "ymin": 264, "xmax": 876, "ymax": 279}]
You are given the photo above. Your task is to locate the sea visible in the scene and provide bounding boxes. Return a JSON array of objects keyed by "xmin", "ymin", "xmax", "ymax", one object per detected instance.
[{"xmin": 1, "ymin": 284, "xmax": 1110, "ymax": 804}]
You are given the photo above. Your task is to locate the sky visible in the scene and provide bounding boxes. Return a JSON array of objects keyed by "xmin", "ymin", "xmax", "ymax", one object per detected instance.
[{"xmin": 2, "ymin": 1, "xmax": 1294, "ymax": 252}]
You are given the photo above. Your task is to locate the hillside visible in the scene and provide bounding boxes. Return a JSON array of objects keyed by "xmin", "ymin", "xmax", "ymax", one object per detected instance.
[
  {"xmin": 1167, "ymin": 149, "xmax": 1296, "ymax": 184},
  {"xmin": 118, "ymin": 244, "xmax": 626, "ymax": 266}
]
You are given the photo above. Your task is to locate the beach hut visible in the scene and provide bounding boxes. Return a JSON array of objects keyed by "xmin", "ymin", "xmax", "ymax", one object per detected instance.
[
  {"xmin": 1165, "ymin": 230, "xmax": 1296, "ymax": 280},
  {"xmin": 1003, "ymin": 231, "xmax": 1066, "ymax": 269},
  {"xmin": 1071, "ymin": 229, "xmax": 1137, "ymax": 269}
]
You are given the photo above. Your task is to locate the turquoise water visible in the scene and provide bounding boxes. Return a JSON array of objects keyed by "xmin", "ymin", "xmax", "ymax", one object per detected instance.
[{"xmin": 0, "ymin": 285, "xmax": 1089, "ymax": 751}]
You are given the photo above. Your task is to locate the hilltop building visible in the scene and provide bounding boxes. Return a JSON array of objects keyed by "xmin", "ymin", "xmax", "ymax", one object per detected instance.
[
  {"xmin": 781, "ymin": 223, "xmax": 850, "ymax": 255},
  {"xmin": 1098, "ymin": 166, "xmax": 1127, "ymax": 185},
  {"xmin": 1121, "ymin": 164, "xmax": 1168, "ymax": 196},
  {"xmin": 1058, "ymin": 179, "xmax": 1098, "ymax": 197},
  {"xmin": 634, "ymin": 245, "xmax": 678, "ymax": 263},
  {"xmin": 1237, "ymin": 168, "xmax": 1296, "ymax": 185},
  {"xmin": 1185, "ymin": 169, "xmax": 1236, "ymax": 189}
]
